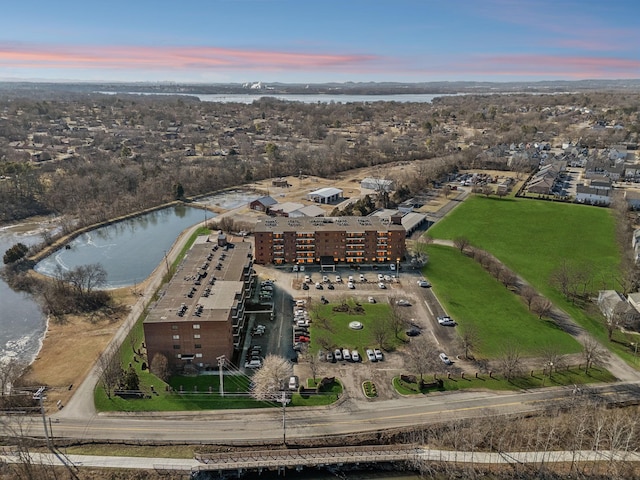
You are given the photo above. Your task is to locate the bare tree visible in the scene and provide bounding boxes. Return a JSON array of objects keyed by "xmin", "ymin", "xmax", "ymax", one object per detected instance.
[
  {"xmin": 539, "ymin": 343, "xmax": 565, "ymax": 374},
  {"xmin": 582, "ymin": 337, "xmax": 605, "ymax": 374},
  {"xmin": 250, "ymin": 354, "xmax": 293, "ymax": 401},
  {"xmin": 498, "ymin": 342, "xmax": 523, "ymax": 381},
  {"xmin": 520, "ymin": 285, "xmax": 538, "ymax": 311},
  {"xmin": 150, "ymin": 352, "xmax": 170, "ymax": 382},
  {"xmin": 63, "ymin": 263, "xmax": 107, "ymax": 296},
  {"xmin": 531, "ymin": 296, "xmax": 554, "ymax": 320},
  {"xmin": 306, "ymin": 351, "xmax": 319, "ymax": 382},
  {"xmin": 0, "ymin": 358, "xmax": 26, "ymax": 396},
  {"xmin": 388, "ymin": 296, "xmax": 410, "ymax": 339},
  {"xmin": 460, "ymin": 325, "xmax": 481, "ymax": 360},
  {"xmin": 407, "ymin": 336, "xmax": 436, "ymax": 384},
  {"xmin": 453, "ymin": 236, "xmax": 471, "ymax": 253},
  {"xmin": 97, "ymin": 343, "xmax": 123, "ymax": 399},
  {"xmin": 370, "ymin": 316, "xmax": 391, "ymax": 350}
]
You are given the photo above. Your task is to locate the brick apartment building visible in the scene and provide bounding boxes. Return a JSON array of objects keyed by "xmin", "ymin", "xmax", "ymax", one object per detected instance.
[
  {"xmin": 253, "ymin": 216, "xmax": 406, "ymax": 266},
  {"xmin": 143, "ymin": 235, "xmax": 255, "ymax": 371}
]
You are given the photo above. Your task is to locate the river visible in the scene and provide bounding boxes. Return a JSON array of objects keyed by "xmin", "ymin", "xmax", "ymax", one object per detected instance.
[{"xmin": 0, "ymin": 218, "xmax": 57, "ymax": 364}]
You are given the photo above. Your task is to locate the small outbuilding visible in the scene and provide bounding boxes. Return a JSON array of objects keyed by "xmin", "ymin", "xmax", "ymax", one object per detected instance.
[{"xmin": 250, "ymin": 195, "xmax": 278, "ymax": 212}]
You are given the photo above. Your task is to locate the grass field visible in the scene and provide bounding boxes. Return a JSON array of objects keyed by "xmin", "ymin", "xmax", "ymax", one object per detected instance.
[
  {"xmin": 426, "ymin": 195, "xmax": 633, "ymax": 362},
  {"xmin": 393, "ymin": 366, "xmax": 615, "ymax": 395},
  {"xmin": 423, "ymin": 244, "xmax": 582, "ymax": 357},
  {"xmin": 310, "ymin": 300, "xmax": 403, "ymax": 354}
]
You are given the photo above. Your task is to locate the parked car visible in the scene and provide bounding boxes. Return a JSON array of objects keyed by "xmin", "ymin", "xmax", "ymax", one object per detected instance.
[
  {"xmin": 288, "ymin": 375, "xmax": 299, "ymax": 391},
  {"xmin": 378, "ymin": 282, "xmax": 386, "ymax": 289},
  {"xmin": 336, "ymin": 275, "xmax": 342, "ymax": 282},
  {"xmin": 437, "ymin": 315, "xmax": 456, "ymax": 326},
  {"xmin": 359, "ymin": 274, "xmax": 366, "ymax": 282},
  {"xmin": 348, "ymin": 275, "xmax": 354, "ymax": 283},
  {"xmin": 406, "ymin": 327, "xmax": 421, "ymax": 337},
  {"xmin": 342, "ymin": 348, "xmax": 351, "ymax": 361},
  {"xmin": 417, "ymin": 280, "xmax": 431, "ymax": 288},
  {"xmin": 374, "ymin": 348, "xmax": 384, "ymax": 361},
  {"xmin": 368, "ymin": 296, "xmax": 376, "ymax": 303},
  {"xmin": 334, "ymin": 349, "xmax": 343, "ymax": 361},
  {"xmin": 351, "ymin": 350, "xmax": 360, "ymax": 362},
  {"xmin": 245, "ymin": 359, "xmax": 262, "ymax": 369},
  {"xmin": 439, "ymin": 353, "xmax": 452, "ymax": 365},
  {"xmin": 326, "ymin": 352, "xmax": 334, "ymax": 362},
  {"xmin": 347, "ymin": 281, "xmax": 355, "ymax": 289},
  {"xmin": 322, "ymin": 275, "xmax": 329, "ymax": 283},
  {"xmin": 302, "ymin": 283, "xmax": 309, "ymax": 290},
  {"xmin": 366, "ymin": 349, "xmax": 376, "ymax": 362},
  {"xmin": 390, "ymin": 263, "xmax": 396, "ymax": 271},
  {"xmin": 327, "ymin": 283, "xmax": 335, "ymax": 290},
  {"xmin": 378, "ymin": 274, "xmax": 384, "ymax": 282},
  {"xmin": 304, "ymin": 275, "xmax": 311, "ymax": 283},
  {"xmin": 315, "ymin": 282, "xmax": 323, "ymax": 289},
  {"xmin": 396, "ymin": 299, "xmax": 411, "ymax": 306}
]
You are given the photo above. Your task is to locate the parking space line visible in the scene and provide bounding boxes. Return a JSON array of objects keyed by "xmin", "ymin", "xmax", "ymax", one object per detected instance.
[{"xmin": 423, "ymin": 299, "xmax": 434, "ymax": 316}]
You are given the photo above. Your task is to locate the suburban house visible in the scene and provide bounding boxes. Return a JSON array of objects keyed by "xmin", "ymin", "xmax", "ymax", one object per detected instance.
[
  {"xmin": 575, "ymin": 185, "xmax": 611, "ymax": 206},
  {"xmin": 597, "ymin": 290, "xmax": 640, "ymax": 330},
  {"xmin": 143, "ymin": 236, "xmax": 255, "ymax": 372},
  {"xmin": 307, "ymin": 187, "xmax": 344, "ymax": 204}
]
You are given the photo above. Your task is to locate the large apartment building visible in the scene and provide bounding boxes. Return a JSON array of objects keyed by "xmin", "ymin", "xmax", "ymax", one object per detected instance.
[
  {"xmin": 143, "ymin": 235, "xmax": 255, "ymax": 371},
  {"xmin": 253, "ymin": 216, "xmax": 406, "ymax": 265}
]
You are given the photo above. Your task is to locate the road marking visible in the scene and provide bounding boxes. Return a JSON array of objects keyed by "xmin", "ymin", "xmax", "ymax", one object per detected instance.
[{"xmin": 424, "ymin": 299, "xmax": 434, "ymax": 316}]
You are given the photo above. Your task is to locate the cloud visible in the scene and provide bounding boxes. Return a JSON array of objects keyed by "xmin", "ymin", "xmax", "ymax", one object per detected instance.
[{"xmin": 0, "ymin": 42, "xmax": 379, "ymax": 73}]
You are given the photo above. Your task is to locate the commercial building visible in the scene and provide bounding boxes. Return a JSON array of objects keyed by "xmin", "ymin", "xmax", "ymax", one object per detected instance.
[
  {"xmin": 254, "ymin": 216, "xmax": 406, "ymax": 266},
  {"xmin": 143, "ymin": 235, "xmax": 255, "ymax": 372},
  {"xmin": 307, "ymin": 187, "xmax": 343, "ymax": 204}
]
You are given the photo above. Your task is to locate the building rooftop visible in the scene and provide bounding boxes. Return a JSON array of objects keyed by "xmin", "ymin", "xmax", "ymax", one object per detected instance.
[
  {"xmin": 254, "ymin": 216, "xmax": 404, "ymax": 234},
  {"xmin": 144, "ymin": 238, "xmax": 252, "ymax": 325}
]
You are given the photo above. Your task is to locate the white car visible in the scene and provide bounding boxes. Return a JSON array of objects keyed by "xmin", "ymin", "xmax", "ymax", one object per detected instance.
[
  {"xmin": 396, "ymin": 299, "xmax": 411, "ymax": 306},
  {"xmin": 439, "ymin": 353, "xmax": 452, "ymax": 365},
  {"xmin": 336, "ymin": 275, "xmax": 342, "ymax": 283},
  {"xmin": 334, "ymin": 349, "xmax": 343, "ymax": 361},
  {"xmin": 322, "ymin": 275, "xmax": 329, "ymax": 283},
  {"xmin": 378, "ymin": 282, "xmax": 386, "ymax": 289},
  {"xmin": 368, "ymin": 296, "xmax": 376, "ymax": 303},
  {"xmin": 366, "ymin": 349, "xmax": 376, "ymax": 362},
  {"xmin": 245, "ymin": 359, "xmax": 262, "ymax": 369},
  {"xmin": 342, "ymin": 348, "xmax": 351, "ymax": 361},
  {"xmin": 348, "ymin": 275, "xmax": 354, "ymax": 283},
  {"xmin": 304, "ymin": 275, "xmax": 311, "ymax": 283},
  {"xmin": 348, "ymin": 281, "xmax": 355, "ymax": 289},
  {"xmin": 374, "ymin": 348, "xmax": 384, "ymax": 361},
  {"xmin": 378, "ymin": 273, "xmax": 384, "ymax": 281},
  {"xmin": 390, "ymin": 263, "xmax": 396, "ymax": 271},
  {"xmin": 417, "ymin": 280, "xmax": 431, "ymax": 288},
  {"xmin": 288, "ymin": 375, "xmax": 299, "ymax": 391},
  {"xmin": 351, "ymin": 350, "xmax": 360, "ymax": 362},
  {"xmin": 359, "ymin": 274, "xmax": 366, "ymax": 282},
  {"xmin": 437, "ymin": 315, "xmax": 455, "ymax": 326}
]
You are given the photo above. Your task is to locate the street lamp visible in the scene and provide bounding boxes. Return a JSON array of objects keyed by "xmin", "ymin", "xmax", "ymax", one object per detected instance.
[{"xmin": 279, "ymin": 391, "xmax": 291, "ymax": 445}]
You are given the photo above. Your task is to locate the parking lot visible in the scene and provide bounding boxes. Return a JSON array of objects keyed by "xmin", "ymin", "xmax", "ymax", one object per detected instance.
[{"xmin": 248, "ymin": 262, "xmax": 467, "ymax": 400}]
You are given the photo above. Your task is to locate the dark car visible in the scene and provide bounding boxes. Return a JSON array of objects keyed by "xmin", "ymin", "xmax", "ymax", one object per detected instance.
[{"xmin": 406, "ymin": 327, "xmax": 421, "ymax": 337}]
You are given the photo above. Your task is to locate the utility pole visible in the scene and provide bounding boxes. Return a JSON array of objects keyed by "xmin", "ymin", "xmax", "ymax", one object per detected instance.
[
  {"xmin": 217, "ymin": 355, "xmax": 226, "ymax": 397},
  {"xmin": 35, "ymin": 386, "xmax": 51, "ymax": 450}
]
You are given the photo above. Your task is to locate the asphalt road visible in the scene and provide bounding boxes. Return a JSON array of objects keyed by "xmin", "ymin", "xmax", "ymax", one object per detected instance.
[{"xmin": 14, "ymin": 381, "xmax": 640, "ymax": 443}]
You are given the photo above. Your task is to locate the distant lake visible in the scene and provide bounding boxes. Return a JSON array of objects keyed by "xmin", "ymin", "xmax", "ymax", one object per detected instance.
[{"xmin": 97, "ymin": 92, "xmax": 451, "ymax": 104}]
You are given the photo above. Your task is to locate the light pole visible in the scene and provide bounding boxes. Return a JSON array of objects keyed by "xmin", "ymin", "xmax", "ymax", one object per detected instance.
[
  {"xmin": 217, "ymin": 355, "xmax": 226, "ymax": 397},
  {"xmin": 279, "ymin": 391, "xmax": 291, "ymax": 445}
]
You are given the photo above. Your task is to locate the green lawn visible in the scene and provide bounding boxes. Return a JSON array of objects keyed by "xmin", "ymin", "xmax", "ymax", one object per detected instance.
[
  {"xmin": 310, "ymin": 300, "xmax": 403, "ymax": 354},
  {"xmin": 393, "ymin": 366, "xmax": 615, "ymax": 395},
  {"xmin": 425, "ymin": 195, "xmax": 632, "ymax": 361},
  {"xmin": 424, "ymin": 244, "xmax": 582, "ymax": 357}
]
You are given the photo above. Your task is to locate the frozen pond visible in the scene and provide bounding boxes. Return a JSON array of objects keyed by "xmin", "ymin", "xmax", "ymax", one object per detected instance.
[{"xmin": 195, "ymin": 189, "xmax": 260, "ymax": 210}]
